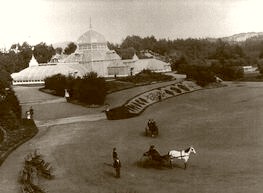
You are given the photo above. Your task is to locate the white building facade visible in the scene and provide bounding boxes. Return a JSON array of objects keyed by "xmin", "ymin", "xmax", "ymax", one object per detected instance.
[{"xmin": 12, "ymin": 28, "xmax": 171, "ymax": 85}]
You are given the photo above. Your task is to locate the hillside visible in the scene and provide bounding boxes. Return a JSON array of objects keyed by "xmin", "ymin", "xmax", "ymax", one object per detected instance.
[{"xmin": 222, "ymin": 32, "xmax": 263, "ymax": 42}]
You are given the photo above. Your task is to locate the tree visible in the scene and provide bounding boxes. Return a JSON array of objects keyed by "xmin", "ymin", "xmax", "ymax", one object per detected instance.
[
  {"xmin": 0, "ymin": 70, "xmax": 12, "ymax": 87},
  {"xmin": 177, "ymin": 64, "xmax": 216, "ymax": 86},
  {"xmin": 141, "ymin": 36, "xmax": 157, "ymax": 51},
  {"xmin": 153, "ymin": 39, "xmax": 169, "ymax": 55},
  {"xmin": 55, "ymin": 47, "xmax": 63, "ymax": 55},
  {"xmin": 115, "ymin": 47, "xmax": 136, "ymax": 59},
  {"xmin": 63, "ymin": 42, "xmax": 77, "ymax": 55},
  {"xmin": 107, "ymin": 42, "xmax": 119, "ymax": 50},
  {"xmin": 121, "ymin": 35, "xmax": 143, "ymax": 50},
  {"xmin": 257, "ymin": 42, "xmax": 263, "ymax": 59},
  {"xmin": 17, "ymin": 42, "xmax": 33, "ymax": 71},
  {"xmin": 33, "ymin": 42, "xmax": 55, "ymax": 63},
  {"xmin": 233, "ymin": 45, "xmax": 245, "ymax": 58},
  {"xmin": 0, "ymin": 53, "xmax": 17, "ymax": 73},
  {"xmin": 0, "ymin": 69, "xmax": 21, "ymax": 130},
  {"xmin": 78, "ymin": 72, "xmax": 107, "ymax": 104},
  {"xmin": 170, "ymin": 55, "xmax": 188, "ymax": 71},
  {"xmin": 212, "ymin": 39, "xmax": 232, "ymax": 60}
]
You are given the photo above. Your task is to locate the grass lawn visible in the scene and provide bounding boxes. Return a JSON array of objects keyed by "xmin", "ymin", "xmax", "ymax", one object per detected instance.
[
  {"xmin": 9, "ymin": 81, "xmax": 262, "ymax": 193},
  {"xmin": 106, "ymin": 80, "xmax": 136, "ymax": 93}
]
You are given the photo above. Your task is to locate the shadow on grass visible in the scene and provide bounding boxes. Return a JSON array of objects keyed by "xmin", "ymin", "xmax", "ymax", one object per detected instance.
[
  {"xmin": 135, "ymin": 159, "xmax": 171, "ymax": 170},
  {"xmin": 104, "ymin": 171, "xmax": 116, "ymax": 178}
]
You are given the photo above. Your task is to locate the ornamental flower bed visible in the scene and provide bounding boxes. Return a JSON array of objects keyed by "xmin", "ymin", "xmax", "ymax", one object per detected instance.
[
  {"xmin": 18, "ymin": 150, "xmax": 54, "ymax": 193},
  {"xmin": 123, "ymin": 81, "xmax": 201, "ymax": 115},
  {"xmin": 106, "ymin": 81, "xmax": 201, "ymax": 120}
]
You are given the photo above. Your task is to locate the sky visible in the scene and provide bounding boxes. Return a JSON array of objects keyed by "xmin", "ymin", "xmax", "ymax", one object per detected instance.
[{"xmin": 1, "ymin": 0, "xmax": 263, "ymax": 48}]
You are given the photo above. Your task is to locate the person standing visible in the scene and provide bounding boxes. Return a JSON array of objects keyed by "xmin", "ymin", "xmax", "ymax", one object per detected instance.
[
  {"xmin": 112, "ymin": 147, "xmax": 118, "ymax": 161},
  {"xmin": 29, "ymin": 106, "xmax": 34, "ymax": 119},
  {"xmin": 65, "ymin": 89, "xmax": 70, "ymax": 102},
  {"xmin": 113, "ymin": 156, "xmax": 121, "ymax": 178},
  {"xmin": 26, "ymin": 111, "xmax": 31, "ymax": 120}
]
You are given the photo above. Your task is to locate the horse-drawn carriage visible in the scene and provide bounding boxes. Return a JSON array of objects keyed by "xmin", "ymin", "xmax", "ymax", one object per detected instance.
[
  {"xmin": 140, "ymin": 146, "xmax": 170, "ymax": 168},
  {"xmin": 145, "ymin": 119, "xmax": 159, "ymax": 137},
  {"xmin": 140, "ymin": 145, "xmax": 196, "ymax": 169}
]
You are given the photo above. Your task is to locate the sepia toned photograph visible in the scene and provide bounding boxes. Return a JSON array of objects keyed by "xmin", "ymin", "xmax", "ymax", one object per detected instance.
[{"xmin": 0, "ymin": 0, "xmax": 263, "ymax": 192}]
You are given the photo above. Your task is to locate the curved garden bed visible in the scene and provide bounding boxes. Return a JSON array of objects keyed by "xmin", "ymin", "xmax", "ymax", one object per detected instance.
[
  {"xmin": 106, "ymin": 81, "xmax": 226, "ymax": 120},
  {"xmin": 106, "ymin": 81, "xmax": 201, "ymax": 120},
  {"xmin": 0, "ymin": 119, "xmax": 38, "ymax": 167}
]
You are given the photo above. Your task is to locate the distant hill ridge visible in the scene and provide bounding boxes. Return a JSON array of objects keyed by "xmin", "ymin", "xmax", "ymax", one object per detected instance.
[
  {"xmin": 222, "ymin": 32, "xmax": 263, "ymax": 42},
  {"xmin": 52, "ymin": 32, "xmax": 263, "ymax": 48}
]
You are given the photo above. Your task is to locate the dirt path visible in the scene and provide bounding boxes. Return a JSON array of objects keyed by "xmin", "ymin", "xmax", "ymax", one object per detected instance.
[
  {"xmin": 0, "ymin": 86, "xmax": 108, "ymax": 193},
  {"xmin": 35, "ymin": 113, "xmax": 106, "ymax": 128}
]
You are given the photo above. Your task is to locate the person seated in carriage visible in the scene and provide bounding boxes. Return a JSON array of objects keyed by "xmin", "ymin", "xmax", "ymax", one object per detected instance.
[
  {"xmin": 144, "ymin": 145, "xmax": 161, "ymax": 161},
  {"xmin": 147, "ymin": 119, "xmax": 158, "ymax": 137}
]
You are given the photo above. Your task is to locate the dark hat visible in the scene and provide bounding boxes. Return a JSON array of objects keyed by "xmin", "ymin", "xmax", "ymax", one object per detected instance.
[{"xmin": 150, "ymin": 145, "xmax": 155, "ymax": 148}]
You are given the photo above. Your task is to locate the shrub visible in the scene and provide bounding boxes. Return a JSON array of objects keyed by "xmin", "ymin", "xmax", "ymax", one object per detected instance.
[
  {"xmin": 218, "ymin": 66, "xmax": 244, "ymax": 80},
  {"xmin": 178, "ymin": 64, "xmax": 216, "ymax": 86},
  {"xmin": 106, "ymin": 106, "xmax": 136, "ymax": 120},
  {"xmin": 5, "ymin": 89, "xmax": 21, "ymax": 118},
  {"xmin": 44, "ymin": 74, "xmax": 67, "ymax": 96},
  {"xmin": 0, "ymin": 111, "xmax": 19, "ymax": 130},
  {"xmin": 76, "ymin": 72, "xmax": 107, "ymax": 105},
  {"xmin": 44, "ymin": 72, "xmax": 107, "ymax": 105},
  {"xmin": 0, "ymin": 87, "xmax": 21, "ymax": 131},
  {"xmin": 118, "ymin": 69, "xmax": 173, "ymax": 84}
]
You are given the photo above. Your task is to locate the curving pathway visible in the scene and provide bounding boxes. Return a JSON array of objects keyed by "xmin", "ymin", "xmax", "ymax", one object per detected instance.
[{"xmin": 0, "ymin": 79, "xmax": 190, "ymax": 193}]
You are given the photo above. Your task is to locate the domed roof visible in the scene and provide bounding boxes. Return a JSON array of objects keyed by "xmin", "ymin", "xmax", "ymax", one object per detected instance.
[{"xmin": 77, "ymin": 29, "xmax": 106, "ymax": 44}]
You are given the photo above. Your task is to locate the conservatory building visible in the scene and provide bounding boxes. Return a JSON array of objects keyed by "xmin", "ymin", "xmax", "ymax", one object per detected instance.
[{"xmin": 11, "ymin": 28, "xmax": 171, "ymax": 85}]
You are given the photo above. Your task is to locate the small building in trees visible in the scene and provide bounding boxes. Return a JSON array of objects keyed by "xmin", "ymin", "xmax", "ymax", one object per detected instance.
[
  {"xmin": 242, "ymin": 65, "xmax": 257, "ymax": 73},
  {"xmin": 11, "ymin": 27, "xmax": 171, "ymax": 85}
]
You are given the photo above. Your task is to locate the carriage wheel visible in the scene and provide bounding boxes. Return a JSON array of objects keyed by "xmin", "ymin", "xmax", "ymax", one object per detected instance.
[{"xmin": 139, "ymin": 156, "xmax": 149, "ymax": 167}]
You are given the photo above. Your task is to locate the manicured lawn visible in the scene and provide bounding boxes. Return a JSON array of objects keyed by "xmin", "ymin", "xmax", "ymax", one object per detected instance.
[
  {"xmin": 17, "ymin": 82, "xmax": 263, "ymax": 193},
  {"xmin": 2, "ymin": 82, "xmax": 263, "ymax": 193},
  {"xmin": 106, "ymin": 80, "xmax": 136, "ymax": 93}
]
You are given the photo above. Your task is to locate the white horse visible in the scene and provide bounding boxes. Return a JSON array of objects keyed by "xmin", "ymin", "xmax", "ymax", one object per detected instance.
[{"xmin": 168, "ymin": 146, "xmax": 196, "ymax": 169}]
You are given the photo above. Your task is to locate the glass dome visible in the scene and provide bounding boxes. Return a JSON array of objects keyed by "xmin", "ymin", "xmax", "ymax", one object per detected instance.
[{"xmin": 77, "ymin": 29, "xmax": 106, "ymax": 44}]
